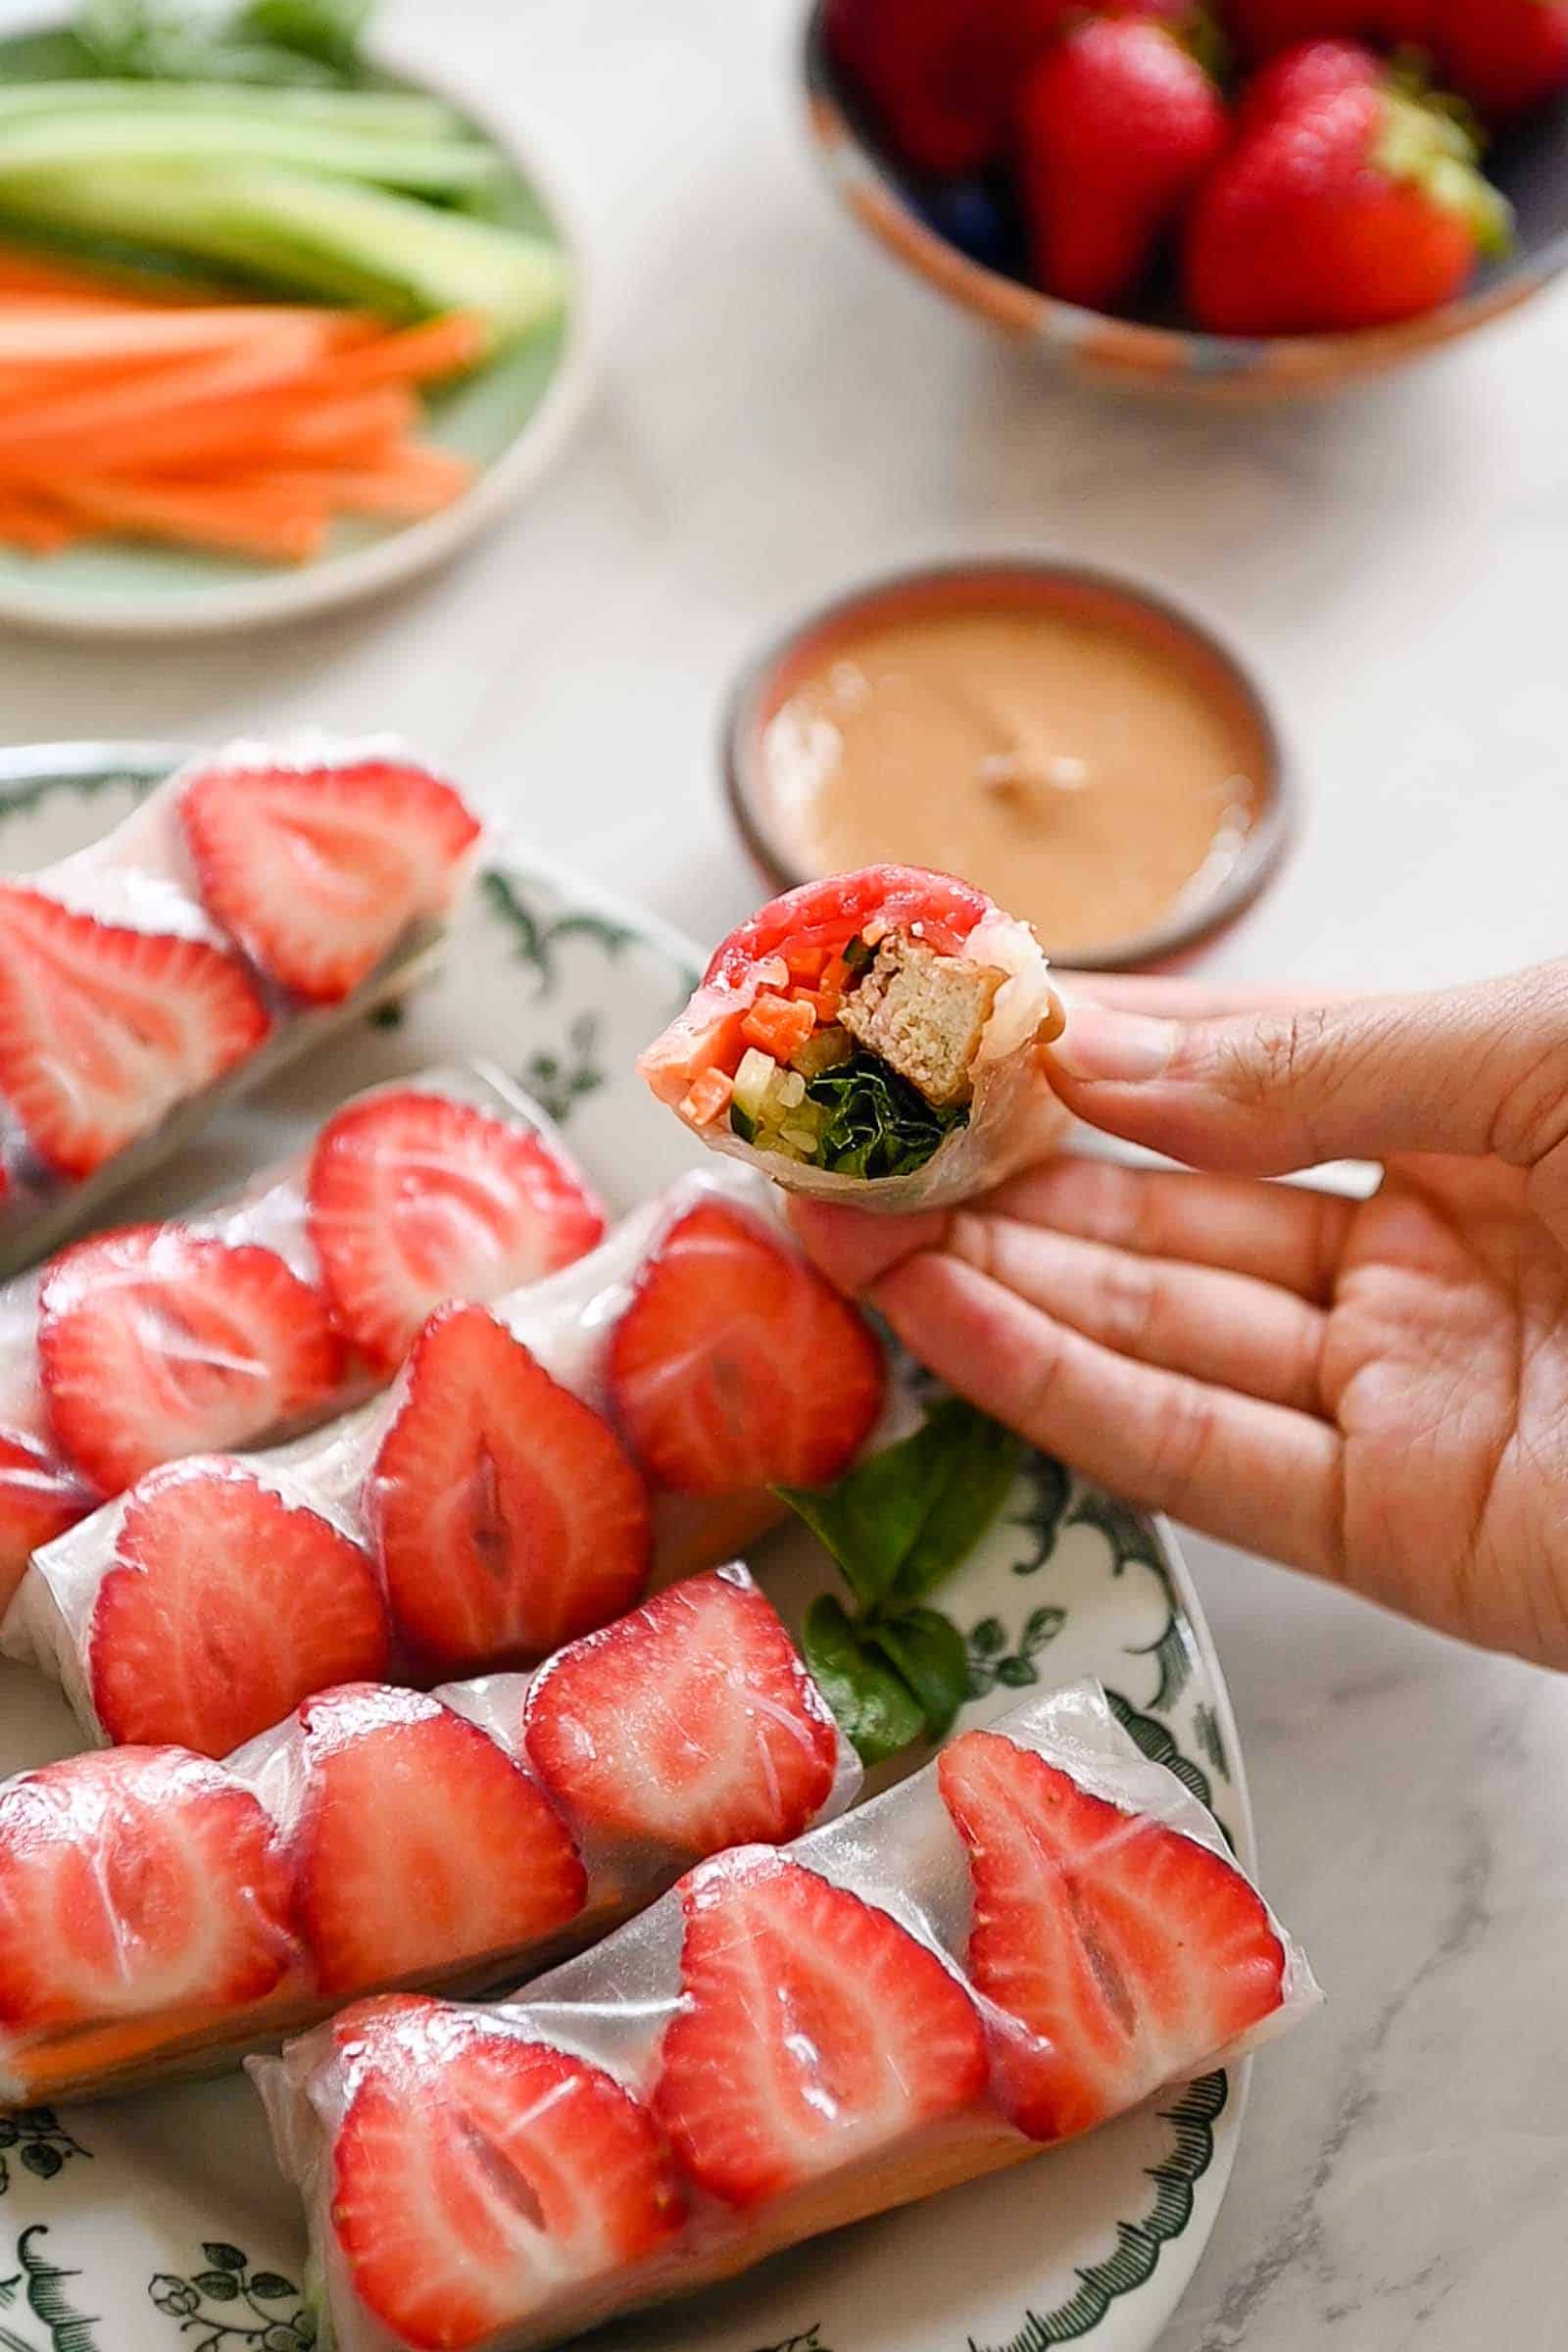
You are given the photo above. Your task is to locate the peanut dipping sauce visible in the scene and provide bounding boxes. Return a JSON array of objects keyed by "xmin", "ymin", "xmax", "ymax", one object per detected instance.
[{"xmin": 745, "ymin": 572, "xmax": 1276, "ymax": 962}]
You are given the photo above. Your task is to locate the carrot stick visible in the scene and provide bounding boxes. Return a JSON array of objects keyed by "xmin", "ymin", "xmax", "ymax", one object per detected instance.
[
  {"xmin": 0, "ymin": 243, "xmax": 220, "ymax": 306},
  {"xmin": 0, "ymin": 490, "xmax": 80, "ymax": 554},
  {"xmin": 0, "ymin": 319, "xmax": 357, "ymax": 453},
  {"xmin": 0, "ymin": 303, "xmax": 372, "ymax": 368},
  {"xmin": 297, "ymin": 310, "xmax": 490, "ymax": 391},
  {"xmin": 262, "ymin": 446, "xmax": 476, "ymax": 519},
  {"xmin": 0, "ymin": 385, "xmax": 416, "ymax": 478},
  {"xmin": 48, "ymin": 474, "xmax": 329, "ymax": 564}
]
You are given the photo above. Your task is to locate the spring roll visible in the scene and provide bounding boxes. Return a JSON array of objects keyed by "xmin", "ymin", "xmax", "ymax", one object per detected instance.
[
  {"xmin": 640, "ymin": 864, "xmax": 1070, "ymax": 1208},
  {"xmin": 253, "ymin": 1680, "xmax": 1317, "ymax": 2352},
  {"xmin": 4, "ymin": 1169, "xmax": 895, "ymax": 1756},
  {"xmin": 0, "ymin": 735, "xmax": 483, "ymax": 1274},
  {"xmin": 0, "ymin": 1568, "xmax": 856, "ymax": 2109},
  {"xmin": 0, "ymin": 1063, "xmax": 603, "ymax": 1620}
]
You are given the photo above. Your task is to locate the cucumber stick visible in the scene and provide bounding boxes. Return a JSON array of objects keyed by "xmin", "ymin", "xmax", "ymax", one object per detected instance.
[
  {"xmin": 0, "ymin": 159, "xmax": 568, "ymax": 341},
  {"xmin": 0, "ymin": 78, "xmax": 464, "ymax": 137},
  {"xmin": 0, "ymin": 110, "xmax": 496, "ymax": 194}
]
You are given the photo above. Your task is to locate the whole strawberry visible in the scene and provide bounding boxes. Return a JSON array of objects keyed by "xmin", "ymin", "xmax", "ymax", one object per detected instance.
[
  {"xmin": 1018, "ymin": 15, "xmax": 1229, "ymax": 308},
  {"xmin": 823, "ymin": 0, "xmax": 1200, "ymax": 176},
  {"xmin": 1228, "ymin": 0, "xmax": 1433, "ymax": 63},
  {"xmin": 1184, "ymin": 38, "xmax": 1511, "ymax": 333},
  {"xmin": 822, "ymin": 0, "xmax": 1024, "ymax": 175},
  {"xmin": 1430, "ymin": 0, "xmax": 1568, "ymax": 121}
]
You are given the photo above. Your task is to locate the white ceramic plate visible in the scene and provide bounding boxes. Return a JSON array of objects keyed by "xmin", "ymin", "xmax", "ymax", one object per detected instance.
[
  {"xmin": 0, "ymin": 745, "xmax": 1253, "ymax": 2352},
  {"xmin": 0, "ymin": 32, "xmax": 592, "ymax": 640}
]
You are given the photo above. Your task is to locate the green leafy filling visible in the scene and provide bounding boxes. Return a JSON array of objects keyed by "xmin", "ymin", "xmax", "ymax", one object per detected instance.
[{"xmin": 800, "ymin": 1049, "xmax": 968, "ymax": 1181}]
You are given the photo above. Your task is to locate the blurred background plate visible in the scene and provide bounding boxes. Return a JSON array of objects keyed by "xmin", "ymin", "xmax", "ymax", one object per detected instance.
[{"xmin": 0, "ymin": 26, "xmax": 591, "ymax": 637}]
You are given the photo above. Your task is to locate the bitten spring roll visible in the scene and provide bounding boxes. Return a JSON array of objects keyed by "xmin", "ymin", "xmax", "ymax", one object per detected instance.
[
  {"xmin": 253, "ymin": 1680, "xmax": 1318, "ymax": 2352},
  {"xmin": 0, "ymin": 1568, "xmax": 856, "ymax": 2108},
  {"xmin": 0, "ymin": 1062, "xmax": 603, "ymax": 1616},
  {"xmin": 4, "ymin": 1168, "xmax": 894, "ymax": 1757},
  {"xmin": 0, "ymin": 735, "xmax": 483, "ymax": 1274},
  {"xmin": 639, "ymin": 863, "xmax": 1070, "ymax": 1208}
]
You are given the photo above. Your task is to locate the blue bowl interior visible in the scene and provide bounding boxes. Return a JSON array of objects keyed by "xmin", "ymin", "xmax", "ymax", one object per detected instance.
[{"xmin": 807, "ymin": 6, "xmax": 1568, "ymax": 329}]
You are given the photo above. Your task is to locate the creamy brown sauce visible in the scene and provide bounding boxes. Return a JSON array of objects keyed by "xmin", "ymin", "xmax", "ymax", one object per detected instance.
[{"xmin": 756, "ymin": 601, "xmax": 1266, "ymax": 958}]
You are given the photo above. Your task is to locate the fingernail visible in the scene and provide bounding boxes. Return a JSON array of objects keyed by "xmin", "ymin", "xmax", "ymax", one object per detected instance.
[{"xmin": 1051, "ymin": 1004, "xmax": 1177, "ymax": 1084}]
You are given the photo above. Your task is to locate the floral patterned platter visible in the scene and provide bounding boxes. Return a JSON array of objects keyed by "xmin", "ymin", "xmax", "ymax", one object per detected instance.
[{"xmin": 0, "ymin": 745, "xmax": 1254, "ymax": 2352}]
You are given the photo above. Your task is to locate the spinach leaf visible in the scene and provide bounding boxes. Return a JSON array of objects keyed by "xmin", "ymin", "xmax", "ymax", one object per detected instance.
[
  {"xmin": 802, "ymin": 1050, "xmax": 967, "ymax": 1181},
  {"xmin": 781, "ymin": 1397, "xmax": 1024, "ymax": 1763},
  {"xmin": 803, "ymin": 1594, "xmax": 925, "ymax": 1766}
]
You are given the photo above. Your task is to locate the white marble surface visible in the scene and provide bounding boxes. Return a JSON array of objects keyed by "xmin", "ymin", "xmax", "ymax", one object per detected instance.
[{"xmin": 2, "ymin": 1, "xmax": 1568, "ymax": 2342}]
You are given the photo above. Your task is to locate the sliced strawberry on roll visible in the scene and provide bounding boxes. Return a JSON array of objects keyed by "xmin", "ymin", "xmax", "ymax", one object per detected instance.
[
  {"xmin": 654, "ymin": 1850, "xmax": 988, "ymax": 2206},
  {"xmin": 524, "ymin": 1570, "xmax": 840, "ymax": 1855},
  {"xmin": 179, "ymin": 753, "xmax": 480, "ymax": 1004},
  {"xmin": 329, "ymin": 1997, "xmax": 685, "ymax": 2352},
  {"xmin": 289, "ymin": 1683, "xmax": 586, "ymax": 1997},
  {"xmin": 368, "ymin": 1302, "xmax": 652, "ymax": 1678},
  {"xmin": 0, "ymin": 1746, "xmax": 299, "ymax": 2036},
  {"xmin": 606, "ymin": 1198, "xmax": 884, "ymax": 1494},
  {"xmin": 0, "ymin": 887, "xmax": 270, "ymax": 1179},
  {"xmin": 306, "ymin": 1087, "xmax": 605, "ymax": 1373},
  {"xmin": 39, "ymin": 1227, "xmax": 344, "ymax": 1495},
  {"xmin": 87, "ymin": 1460, "xmax": 392, "ymax": 1757},
  {"xmin": 939, "ymin": 1730, "xmax": 1287, "ymax": 2141},
  {"xmin": 0, "ymin": 1426, "xmax": 94, "ymax": 1611}
]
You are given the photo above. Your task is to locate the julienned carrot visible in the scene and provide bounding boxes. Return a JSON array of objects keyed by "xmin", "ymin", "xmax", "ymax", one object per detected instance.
[
  {"xmin": 0, "ymin": 490, "xmax": 80, "ymax": 554},
  {"xmin": 0, "ymin": 385, "xmax": 417, "ymax": 478},
  {"xmin": 47, "ymin": 475, "xmax": 330, "ymax": 564},
  {"xmin": 0, "ymin": 245, "xmax": 488, "ymax": 563}
]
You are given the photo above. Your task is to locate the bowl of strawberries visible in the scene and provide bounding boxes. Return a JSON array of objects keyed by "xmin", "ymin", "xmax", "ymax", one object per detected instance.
[{"xmin": 805, "ymin": 0, "xmax": 1568, "ymax": 392}]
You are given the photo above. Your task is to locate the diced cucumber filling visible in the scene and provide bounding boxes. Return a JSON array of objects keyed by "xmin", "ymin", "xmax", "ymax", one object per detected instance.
[{"xmin": 728, "ymin": 1044, "xmax": 966, "ymax": 1178}]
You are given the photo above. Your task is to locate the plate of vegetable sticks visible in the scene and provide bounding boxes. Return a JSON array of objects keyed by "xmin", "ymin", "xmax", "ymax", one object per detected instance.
[{"xmin": 0, "ymin": 2, "xmax": 591, "ymax": 634}]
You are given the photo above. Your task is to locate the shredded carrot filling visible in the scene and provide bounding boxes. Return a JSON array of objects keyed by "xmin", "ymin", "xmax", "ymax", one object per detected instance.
[{"xmin": 679, "ymin": 1069, "xmax": 735, "ymax": 1127}]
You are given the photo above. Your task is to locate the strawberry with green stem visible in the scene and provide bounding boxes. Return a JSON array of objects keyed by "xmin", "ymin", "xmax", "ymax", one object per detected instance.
[{"xmin": 1184, "ymin": 37, "xmax": 1510, "ymax": 333}]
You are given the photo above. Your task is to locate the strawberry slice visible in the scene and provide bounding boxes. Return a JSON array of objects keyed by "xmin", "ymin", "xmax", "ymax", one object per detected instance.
[
  {"xmin": 654, "ymin": 1850, "xmax": 988, "ymax": 2206},
  {"xmin": 306, "ymin": 1088, "xmax": 605, "ymax": 1372},
  {"xmin": 939, "ymin": 1730, "xmax": 1287, "ymax": 2142},
  {"xmin": 0, "ymin": 1426, "xmax": 94, "ymax": 1611},
  {"xmin": 330, "ymin": 1997, "xmax": 685, "ymax": 2352},
  {"xmin": 88, "ymin": 1460, "xmax": 392, "ymax": 1757},
  {"xmin": 368, "ymin": 1303, "xmax": 652, "ymax": 1678},
  {"xmin": 179, "ymin": 756, "xmax": 480, "ymax": 1004},
  {"xmin": 38, "ymin": 1227, "xmax": 344, "ymax": 1495},
  {"xmin": 606, "ymin": 1200, "xmax": 884, "ymax": 1494},
  {"xmin": 0, "ymin": 887, "xmax": 270, "ymax": 1179},
  {"xmin": 525, "ymin": 1571, "xmax": 839, "ymax": 1855},
  {"xmin": 0, "ymin": 1745, "xmax": 299, "ymax": 2031},
  {"xmin": 291, "ymin": 1682, "xmax": 587, "ymax": 1996}
]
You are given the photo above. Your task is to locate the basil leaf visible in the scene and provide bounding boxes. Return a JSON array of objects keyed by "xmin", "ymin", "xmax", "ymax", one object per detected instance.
[
  {"xmin": 779, "ymin": 1398, "xmax": 1023, "ymax": 1614},
  {"xmin": 803, "ymin": 1594, "xmax": 925, "ymax": 1765},
  {"xmin": 890, "ymin": 1398, "xmax": 1024, "ymax": 1604},
  {"xmin": 234, "ymin": 0, "xmax": 370, "ymax": 67},
  {"xmin": 802, "ymin": 1050, "xmax": 968, "ymax": 1181},
  {"xmin": 866, "ymin": 1608, "xmax": 970, "ymax": 1745}
]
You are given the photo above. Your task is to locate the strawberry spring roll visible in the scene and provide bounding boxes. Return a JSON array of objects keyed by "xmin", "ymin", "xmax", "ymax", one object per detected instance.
[
  {"xmin": 0, "ymin": 1568, "xmax": 857, "ymax": 2109},
  {"xmin": 0, "ymin": 1063, "xmax": 604, "ymax": 1618},
  {"xmin": 0, "ymin": 735, "xmax": 484, "ymax": 1275},
  {"xmin": 254, "ymin": 1680, "xmax": 1319, "ymax": 2352},
  {"xmin": 640, "ymin": 864, "xmax": 1070, "ymax": 1208},
  {"xmin": 4, "ymin": 1169, "xmax": 892, "ymax": 1756}
]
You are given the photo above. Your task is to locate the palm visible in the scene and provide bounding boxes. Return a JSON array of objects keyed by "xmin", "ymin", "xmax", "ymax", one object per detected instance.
[{"xmin": 1324, "ymin": 1156, "xmax": 1568, "ymax": 1658}]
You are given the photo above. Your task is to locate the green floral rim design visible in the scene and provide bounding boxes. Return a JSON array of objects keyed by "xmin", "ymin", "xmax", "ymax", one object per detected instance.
[{"xmin": 0, "ymin": 744, "xmax": 1255, "ymax": 2352}]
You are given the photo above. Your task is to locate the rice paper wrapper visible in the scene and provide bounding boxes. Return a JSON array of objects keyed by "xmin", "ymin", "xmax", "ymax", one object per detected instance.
[
  {"xmin": 4, "ymin": 1165, "xmax": 906, "ymax": 1749},
  {"xmin": 254, "ymin": 1681, "xmax": 1319, "ymax": 2352},
  {"xmin": 0, "ymin": 734, "xmax": 485, "ymax": 1275},
  {"xmin": 0, "ymin": 1564, "xmax": 858, "ymax": 2108}
]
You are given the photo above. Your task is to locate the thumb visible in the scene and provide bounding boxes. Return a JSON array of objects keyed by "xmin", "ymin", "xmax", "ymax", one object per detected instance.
[{"xmin": 1048, "ymin": 959, "xmax": 1568, "ymax": 1200}]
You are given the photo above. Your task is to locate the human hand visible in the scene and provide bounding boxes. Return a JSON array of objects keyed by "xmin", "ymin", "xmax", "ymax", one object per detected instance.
[{"xmin": 787, "ymin": 964, "xmax": 1568, "ymax": 1670}]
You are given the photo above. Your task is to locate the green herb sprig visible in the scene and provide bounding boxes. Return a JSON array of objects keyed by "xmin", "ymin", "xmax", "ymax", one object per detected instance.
[
  {"xmin": 801, "ymin": 1050, "xmax": 968, "ymax": 1182},
  {"xmin": 778, "ymin": 1397, "xmax": 1022, "ymax": 1763}
]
